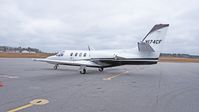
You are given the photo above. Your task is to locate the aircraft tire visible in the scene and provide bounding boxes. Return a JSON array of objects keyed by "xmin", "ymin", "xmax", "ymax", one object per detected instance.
[
  {"xmin": 54, "ymin": 64, "xmax": 58, "ymax": 70},
  {"xmin": 80, "ymin": 69, "xmax": 86, "ymax": 74},
  {"xmin": 99, "ymin": 68, "xmax": 104, "ymax": 72}
]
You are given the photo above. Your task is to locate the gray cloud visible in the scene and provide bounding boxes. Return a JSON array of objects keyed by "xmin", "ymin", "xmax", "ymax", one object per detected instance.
[{"xmin": 0, "ymin": 0, "xmax": 199, "ymax": 54}]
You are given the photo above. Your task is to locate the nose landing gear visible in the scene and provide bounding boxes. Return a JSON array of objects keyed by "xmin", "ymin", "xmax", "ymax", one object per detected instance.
[
  {"xmin": 80, "ymin": 68, "xmax": 86, "ymax": 74},
  {"xmin": 79, "ymin": 66, "xmax": 87, "ymax": 74}
]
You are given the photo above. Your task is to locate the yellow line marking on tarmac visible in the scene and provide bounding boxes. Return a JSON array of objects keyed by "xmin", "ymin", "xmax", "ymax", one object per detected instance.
[
  {"xmin": 103, "ymin": 71, "xmax": 129, "ymax": 80},
  {"xmin": 7, "ymin": 104, "xmax": 33, "ymax": 112},
  {"xmin": 7, "ymin": 99, "xmax": 49, "ymax": 112}
]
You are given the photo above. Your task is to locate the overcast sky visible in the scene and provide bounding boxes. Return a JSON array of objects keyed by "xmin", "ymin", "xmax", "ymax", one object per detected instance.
[{"xmin": 0, "ymin": 0, "xmax": 199, "ymax": 54}]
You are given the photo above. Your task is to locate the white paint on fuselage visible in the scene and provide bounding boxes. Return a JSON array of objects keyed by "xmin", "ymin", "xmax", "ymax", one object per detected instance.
[{"xmin": 47, "ymin": 48, "xmax": 159, "ymax": 61}]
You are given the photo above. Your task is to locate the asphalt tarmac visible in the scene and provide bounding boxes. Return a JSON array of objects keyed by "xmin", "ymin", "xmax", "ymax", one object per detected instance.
[{"xmin": 0, "ymin": 58, "xmax": 199, "ymax": 112}]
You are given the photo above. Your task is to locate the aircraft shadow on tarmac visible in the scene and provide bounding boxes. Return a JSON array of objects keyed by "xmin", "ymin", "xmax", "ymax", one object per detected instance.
[{"xmin": 25, "ymin": 66, "xmax": 129, "ymax": 74}]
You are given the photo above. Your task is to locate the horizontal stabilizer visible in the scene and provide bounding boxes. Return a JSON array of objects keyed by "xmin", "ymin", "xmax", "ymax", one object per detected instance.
[{"xmin": 142, "ymin": 24, "xmax": 169, "ymax": 42}]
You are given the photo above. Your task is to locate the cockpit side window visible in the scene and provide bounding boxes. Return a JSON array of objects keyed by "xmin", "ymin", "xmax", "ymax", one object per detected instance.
[
  {"xmin": 70, "ymin": 53, "xmax": 73, "ymax": 56},
  {"xmin": 56, "ymin": 51, "xmax": 64, "ymax": 57}
]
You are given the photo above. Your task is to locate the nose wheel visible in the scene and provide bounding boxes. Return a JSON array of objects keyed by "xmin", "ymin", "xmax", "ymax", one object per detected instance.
[
  {"xmin": 79, "ymin": 66, "xmax": 87, "ymax": 74},
  {"xmin": 80, "ymin": 68, "xmax": 86, "ymax": 74}
]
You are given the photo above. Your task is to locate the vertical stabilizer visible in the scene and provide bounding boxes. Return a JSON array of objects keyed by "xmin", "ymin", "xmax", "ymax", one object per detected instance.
[{"xmin": 138, "ymin": 24, "xmax": 169, "ymax": 52}]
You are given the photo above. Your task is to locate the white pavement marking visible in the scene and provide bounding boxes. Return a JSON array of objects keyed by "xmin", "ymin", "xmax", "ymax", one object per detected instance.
[{"xmin": 0, "ymin": 75, "xmax": 18, "ymax": 79}]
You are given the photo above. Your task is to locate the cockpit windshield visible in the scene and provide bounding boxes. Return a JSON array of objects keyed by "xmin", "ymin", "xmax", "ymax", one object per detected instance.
[{"xmin": 56, "ymin": 51, "xmax": 64, "ymax": 56}]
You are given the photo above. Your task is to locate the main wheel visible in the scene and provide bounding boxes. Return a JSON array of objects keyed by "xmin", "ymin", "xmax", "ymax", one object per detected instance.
[
  {"xmin": 53, "ymin": 64, "xmax": 58, "ymax": 70},
  {"xmin": 99, "ymin": 68, "xmax": 104, "ymax": 72},
  {"xmin": 80, "ymin": 68, "xmax": 86, "ymax": 74}
]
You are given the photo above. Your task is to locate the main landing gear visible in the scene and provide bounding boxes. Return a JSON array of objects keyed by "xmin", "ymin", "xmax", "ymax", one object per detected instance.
[
  {"xmin": 98, "ymin": 67, "xmax": 104, "ymax": 72},
  {"xmin": 53, "ymin": 64, "xmax": 59, "ymax": 70},
  {"xmin": 79, "ymin": 66, "xmax": 104, "ymax": 74}
]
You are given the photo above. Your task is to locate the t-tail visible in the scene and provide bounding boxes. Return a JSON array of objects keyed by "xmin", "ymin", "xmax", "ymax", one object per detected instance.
[{"xmin": 138, "ymin": 24, "xmax": 169, "ymax": 57}]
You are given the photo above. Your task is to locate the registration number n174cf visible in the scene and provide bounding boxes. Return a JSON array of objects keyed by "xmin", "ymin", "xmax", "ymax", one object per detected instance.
[{"xmin": 145, "ymin": 40, "xmax": 162, "ymax": 44}]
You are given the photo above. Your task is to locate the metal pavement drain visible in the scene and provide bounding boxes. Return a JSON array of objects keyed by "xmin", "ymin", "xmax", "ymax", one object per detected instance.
[{"xmin": 30, "ymin": 99, "xmax": 49, "ymax": 105}]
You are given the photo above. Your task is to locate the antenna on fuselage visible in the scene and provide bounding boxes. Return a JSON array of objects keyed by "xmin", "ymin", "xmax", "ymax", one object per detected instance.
[
  {"xmin": 88, "ymin": 45, "xmax": 91, "ymax": 51},
  {"xmin": 88, "ymin": 45, "xmax": 95, "ymax": 51}
]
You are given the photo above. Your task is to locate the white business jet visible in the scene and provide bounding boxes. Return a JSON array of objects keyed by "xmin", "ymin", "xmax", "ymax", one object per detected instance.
[{"xmin": 34, "ymin": 24, "xmax": 169, "ymax": 74}]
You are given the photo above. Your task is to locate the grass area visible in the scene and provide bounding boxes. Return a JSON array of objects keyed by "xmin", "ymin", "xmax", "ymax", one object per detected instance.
[
  {"xmin": 0, "ymin": 52, "xmax": 199, "ymax": 63},
  {"xmin": 0, "ymin": 52, "xmax": 53, "ymax": 58},
  {"xmin": 159, "ymin": 56, "xmax": 199, "ymax": 63}
]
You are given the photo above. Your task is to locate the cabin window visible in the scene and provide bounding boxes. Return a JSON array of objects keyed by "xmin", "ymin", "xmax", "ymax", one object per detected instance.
[
  {"xmin": 83, "ymin": 53, "xmax": 87, "ymax": 57},
  {"xmin": 75, "ymin": 53, "xmax": 78, "ymax": 56},
  {"xmin": 79, "ymin": 53, "xmax": 82, "ymax": 57},
  {"xmin": 70, "ymin": 53, "xmax": 73, "ymax": 56}
]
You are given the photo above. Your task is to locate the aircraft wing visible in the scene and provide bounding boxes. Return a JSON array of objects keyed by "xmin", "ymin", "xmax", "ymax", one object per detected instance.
[
  {"xmin": 33, "ymin": 58, "xmax": 101, "ymax": 67},
  {"xmin": 33, "ymin": 58, "xmax": 60, "ymax": 64},
  {"xmin": 90, "ymin": 55, "xmax": 158, "ymax": 67},
  {"xmin": 90, "ymin": 56, "xmax": 126, "ymax": 67}
]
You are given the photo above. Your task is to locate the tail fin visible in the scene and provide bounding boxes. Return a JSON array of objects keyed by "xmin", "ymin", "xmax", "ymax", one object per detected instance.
[{"xmin": 138, "ymin": 24, "xmax": 169, "ymax": 52}]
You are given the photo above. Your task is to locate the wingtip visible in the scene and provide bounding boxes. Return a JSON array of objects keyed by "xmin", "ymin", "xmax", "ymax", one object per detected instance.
[{"xmin": 32, "ymin": 58, "xmax": 37, "ymax": 61}]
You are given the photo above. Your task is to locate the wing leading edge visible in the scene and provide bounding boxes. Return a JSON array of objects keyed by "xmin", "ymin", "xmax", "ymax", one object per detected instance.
[{"xmin": 33, "ymin": 58, "xmax": 101, "ymax": 68}]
